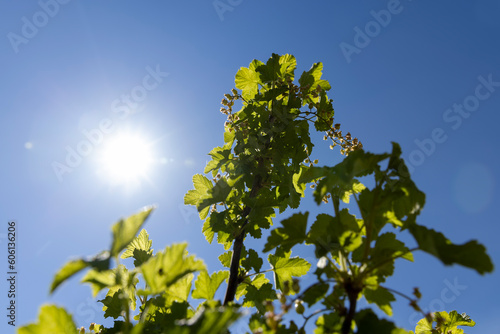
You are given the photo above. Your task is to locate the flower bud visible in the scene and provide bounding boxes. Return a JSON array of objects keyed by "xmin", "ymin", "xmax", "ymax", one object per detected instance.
[{"xmin": 294, "ymin": 300, "xmax": 305, "ymax": 314}]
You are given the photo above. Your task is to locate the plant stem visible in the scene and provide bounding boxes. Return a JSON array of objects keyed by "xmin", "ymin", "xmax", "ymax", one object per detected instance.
[
  {"xmin": 223, "ymin": 174, "xmax": 263, "ymax": 305},
  {"xmin": 341, "ymin": 281, "xmax": 359, "ymax": 334}
]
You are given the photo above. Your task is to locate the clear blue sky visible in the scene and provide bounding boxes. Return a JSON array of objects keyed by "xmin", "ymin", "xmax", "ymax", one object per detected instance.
[{"xmin": 1, "ymin": 1, "xmax": 499, "ymax": 333}]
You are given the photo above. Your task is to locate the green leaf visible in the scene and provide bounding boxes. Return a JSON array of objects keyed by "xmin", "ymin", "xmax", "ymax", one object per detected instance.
[
  {"xmin": 235, "ymin": 60, "xmax": 262, "ymax": 100},
  {"xmin": 364, "ymin": 286, "xmax": 395, "ymax": 316},
  {"xmin": 268, "ymin": 249, "xmax": 311, "ymax": 292},
  {"xmin": 165, "ymin": 273, "xmax": 194, "ymax": 303},
  {"xmin": 192, "ymin": 270, "xmax": 229, "ymax": 300},
  {"xmin": 169, "ymin": 306, "xmax": 240, "ymax": 334},
  {"xmin": 110, "ymin": 206, "xmax": 155, "ymax": 257},
  {"xmin": 241, "ymin": 248, "xmax": 263, "ymax": 273},
  {"xmin": 140, "ymin": 243, "xmax": 206, "ymax": 295},
  {"xmin": 50, "ymin": 259, "xmax": 88, "ymax": 294},
  {"xmin": 409, "ymin": 224, "xmax": 494, "ymax": 274},
  {"xmin": 17, "ymin": 304, "xmax": 78, "ymax": 334},
  {"xmin": 218, "ymin": 251, "xmax": 232, "ymax": 268},
  {"xmin": 314, "ymin": 312, "xmax": 343, "ymax": 334},
  {"xmin": 263, "ymin": 212, "xmax": 309, "ymax": 253},
  {"xmin": 415, "ymin": 310, "xmax": 475, "ymax": 334},
  {"xmin": 184, "ymin": 174, "xmax": 213, "ymax": 219},
  {"xmin": 49, "ymin": 252, "xmax": 110, "ymax": 294},
  {"xmin": 99, "ymin": 288, "xmax": 128, "ymax": 319},
  {"xmin": 307, "ymin": 211, "xmax": 362, "ymax": 258},
  {"xmin": 121, "ymin": 229, "xmax": 153, "ymax": 267},
  {"xmin": 301, "ymin": 282, "xmax": 330, "ymax": 307},
  {"xmin": 81, "ymin": 268, "xmax": 116, "ymax": 297},
  {"xmin": 355, "ymin": 308, "xmax": 401, "ymax": 334},
  {"xmin": 235, "ymin": 273, "xmax": 269, "ymax": 301},
  {"xmin": 242, "ymin": 283, "xmax": 277, "ymax": 314}
]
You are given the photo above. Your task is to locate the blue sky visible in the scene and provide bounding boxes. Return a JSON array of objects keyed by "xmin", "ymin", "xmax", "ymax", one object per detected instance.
[{"xmin": 1, "ymin": 0, "xmax": 499, "ymax": 333}]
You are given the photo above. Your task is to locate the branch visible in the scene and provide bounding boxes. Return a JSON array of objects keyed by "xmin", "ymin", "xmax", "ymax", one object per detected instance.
[{"xmin": 223, "ymin": 174, "xmax": 263, "ymax": 305}]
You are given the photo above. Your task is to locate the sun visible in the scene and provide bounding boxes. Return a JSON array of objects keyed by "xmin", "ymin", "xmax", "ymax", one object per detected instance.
[{"xmin": 97, "ymin": 133, "xmax": 155, "ymax": 185}]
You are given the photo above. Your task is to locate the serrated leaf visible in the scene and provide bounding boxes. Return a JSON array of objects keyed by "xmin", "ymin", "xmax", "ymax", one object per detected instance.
[
  {"xmin": 17, "ymin": 304, "xmax": 78, "ymax": 334},
  {"xmin": 121, "ymin": 229, "xmax": 153, "ymax": 267},
  {"xmin": 184, "ymin": 174, "xmax": 213, "ymax": 219},
  {"xmin": 241, "ymin": 248, "xmax": 263, "ymax": 273},
  {"xmin": 307, "ymin": 211, "xmax": 362, "ymax": 258},
  {"xmin": 235, "ymin": 274, "xmax": 269, "ymax": 301},
  {"xmin": 235, "ymin": 63, "xmax": 261, "ymax": 100},
  {"xmin": 50, "ymin": 252, "xmax": 110, "ymax": 294},
  {"xmin": 355, "ymin": 308, "xmax": 400, "ymax": 334},
  {"xmin": 81, "ymin": 268, "xmax": 116, "ymax": 297},
  {"xmin": 50, "ymin": 259, "xmax": 88, "ymax": 294},
  {"xmin": 268, "ymin": 249, "xmax": 310, "ymax": 291},
  {"xmin": 415, "ymin": 310, "xmax": 475, "ymax": 334},
  {"xmin": 242, "ymin": 283, "xmax": 277, "ymax": 314},
  {"xmin": 140, "ymin": 243, "xmax": 205, "ymax": 295},
  {"xmin": 192, "ymin": 270, "xmax": 229, "ymax": 300},
  {"xmin": 164, "ymin": 273, "xmax": 194, "ymax": 303},
  {"xmin": 301, "ymin": 282, "xmax": 330, "ymax": 307},
  {"xmin": 409, "ymin": 224, "xmax": 493, "ymax": 274},
  {"xmin": 218, "ymin": 251, "xmax": 232, "ymax": 268},
  {"xmin": 110, "ymin": 206, "xmax": 155, "ymax": 257},
  {"xmin": 169, "ymin": 306, "xmax": 240, "ymax": 334},
  {"xmin": 364, "ymin": 286, "xmax": 395, "ymax": 316},
  {"xmin": 99, "ymin": 288, "xmax": 128, "ymax": 319},
  {"xmin": 264, "ymin": 212, "xmax": 309, "ymax": 253}
]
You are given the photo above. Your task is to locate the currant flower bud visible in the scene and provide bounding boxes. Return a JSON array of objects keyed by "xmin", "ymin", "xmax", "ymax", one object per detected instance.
[
  {"xmin": 292, "ymin": 279, "xmax": 300, "ymax": 293},
  {"xmin": 294, "ymin": 300, "xmax": 305, "ymax": 314},
  {"xmin": 282, "ymin": 281, "xmax": 290, "ymax": 295}
]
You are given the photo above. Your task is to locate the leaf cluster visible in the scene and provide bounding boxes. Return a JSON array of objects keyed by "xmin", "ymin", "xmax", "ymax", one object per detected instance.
[{"xmin": 19, "ymin": 54, "xmax": 493, "ymax": 334}]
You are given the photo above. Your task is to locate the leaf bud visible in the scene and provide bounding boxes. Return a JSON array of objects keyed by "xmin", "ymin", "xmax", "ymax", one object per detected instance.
[
  {"xmin": 224, "ymin": 93, "xmax": 232, "ymax": 100},
  {"xmin": 294, "ymin": 300, "xmax": 305, "ymax": 314},
  {"xmin": 231, "ymin": 88, "xmax": 238, "ymax": 95},
  {"xmin": 265, "ymin": 300, "xmax": 274, "ymax": 313},
  {"xmin": 413, "ymin": 287, "xmax": 422, "ymax": 299},
  {"xmin": 283, "ymin": 281, "xmax": 290, "ymax": 295}
]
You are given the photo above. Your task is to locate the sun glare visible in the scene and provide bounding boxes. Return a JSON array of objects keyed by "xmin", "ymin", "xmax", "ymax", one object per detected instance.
[{"xmin": 97, "ymin": 133, "xmax": 155, "ymax": 185}]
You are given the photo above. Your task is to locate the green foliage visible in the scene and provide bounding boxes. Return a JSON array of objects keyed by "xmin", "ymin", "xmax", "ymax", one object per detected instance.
[
  {"xmin": 414, "ymin": 311, "xmax": 475, "ymax": 334},
  {"xmin": 21, "ymin": 54, "xmax": 492, "ymax": 334},
  {"xmin": 18, "ymin": 305, "xmax": 78, "ymax": 334}
]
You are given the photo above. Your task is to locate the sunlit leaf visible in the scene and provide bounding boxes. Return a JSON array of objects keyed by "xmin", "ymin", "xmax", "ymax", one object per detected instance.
[
  {"xmin": 110, "ymin": 206, "xmax": 155, "ymax": 257},
  {"xmin": 17, "ymin": 305, "xmax": 77, "ymax": 334}
]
